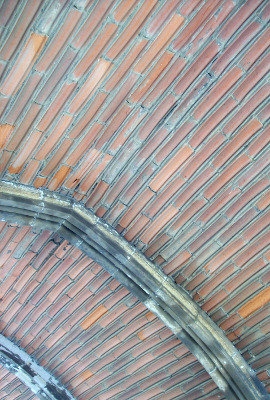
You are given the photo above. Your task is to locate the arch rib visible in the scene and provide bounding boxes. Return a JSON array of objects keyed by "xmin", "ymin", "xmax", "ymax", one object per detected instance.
[
  {"xmin": 0, "ymin": 333, "xmax": 75, "ymax": 400},
  {"xmin": 0, "ymin": 180, "xmax": 268, "ymax": 400}
]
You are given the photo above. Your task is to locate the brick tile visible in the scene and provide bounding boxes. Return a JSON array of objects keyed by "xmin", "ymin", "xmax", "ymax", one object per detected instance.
[
  {"xmin": 47, "ymin": 276, "xmax": 72, "ymax": 302},
  {"xmin": 119, "ymin": 188, "xmax": 155, "ymax": 228},
  {"xmin": 205, "ymin": 154, "xmax": 250, "ymax": 199},
  {"xmin": 74, "ymin": 23, "xmax": 118, "ymax": 79},
  {"xmin": 0, "ymin": 124, "xmax": 14, "ymax": 150},
  {"xmin": 149, "ymin": 146, "xmax": 193, "ymax": 191},
  {"xmin": 239, "ymin": 288, "xmax": 270, "ymax": 318},
  {"xmin": 105, "ymin": 39, "xmax": 147, "ymax": 92},
  {"xmin": 219, "ymin": 0, "xmax": 264, "ymax": 41},
  {"xmin": 69, "ymin": 59, "xmax": 112, "ymax": 114},
  {"xmin": 234, "ymin": 231, "xmax": 269, "ymax": 267},
  {"xmin": 81, "ymin": 305, "xmax": 108, "ymax": 330},
  {"xmin": 106, "ymin": 0, "xmax": 157, "ymax": 59},
  {"xmin": 242, "ymin": 210, "xmax": 270, "ymax": 241},
  {"xmin": 113, "ymin": 0, "xmax": 139, "ymax": 23},
  {"xmin": 190, "ymin": 97, "xmax": 237, "ymax": 148},
  {"xmin": 6, "ymin": 102, "xmax": 41, "ymax": 151},
  {"xmin": 134, "ymin": 14, "xmax": 184, "ymax": 74},
  {"xmin": 257, "ymin": 190, "xmax": 270, "ymax": 211},
  {"xmin": 37, "ymin": 82, "xmax": 76, "ymax": 131},
  {"xmin": 47, "ymin": 165, "xmax": 72, "ymax": 190},
  {"xmin": 130, "ymin": 51, "xmax": 173, "ymax": 102},
  {"xmin": 20, "ymin": 160, "xmax": 41, "ymax": 184},
  {"xmin": 223, "ymin": 83, "xmax": 270, "ymax": 135},
  {"xmin": 6, "ymin": 72, "xmax": 41, "ymax": 123},
  {"xmin": 213, "ymin": 21, "xmax": 262, "ymax": 76},
  {"xmin": 196, "ymin": 67, "xmax": 243, "ymax": 120},
  {"xmin": 0, "ymin": 32, "xmax": 47, "ymax": 96},
  {"xmin": 9, "ymin": 130, "xmax": 42, "ymax": 174},
  {"xmin": 174, "ymin": 1, "xmax": 220, "ymax": 51},
  {"xmin": 36, "ymin": 9, "xmax": 82, "ymax": 72},
  {"xmin": 175, "ymin": 167, "xmax": 215, "ymax": 208},
  {"xmin": 163, "ymin": 251, "xmax": 192, "ymax": 275},
  {"xmin": 204, "ymin": 238, "xmax": 245, "ymax": 275},
  {"xmin": 236, "ymin": 149, "xmax": 270, "ymax": 188},
  {"xmin": 174, "ymin": 41, "xmax": 219, "ymax": 95},
  {"xmin": 247, "ymin": 125, "xmax": 270, "ymax": 157},
  {"xmin": 140, "ymin": 205, "xmax": 179, "ymax": 244},
  {"xmin": 72, "ymin": 0, "xmax": 115, "ymax": 49}
]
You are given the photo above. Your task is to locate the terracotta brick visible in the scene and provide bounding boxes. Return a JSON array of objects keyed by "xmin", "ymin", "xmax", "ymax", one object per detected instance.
[
  {"xmin": 79, "ymin": 153, "xmax": 112, "ymax": 194},
  {"xmin": 234, "ymin": 231, "xmax": 269, "ymax": 267},
  {"xmin": 238, "ymin": 287, "xmax": 270, "ymax": 318},
  {"xmin": 242, "ymin": 210, "xmax": 270, "ymax": 241},
  {"xmin": 36, "ymin": 9, "xmax": 82, "ymax": 72},
  {"xmin": 236, "ymin": 149, "xmax": 270, "ymax": 188},
  {"xmin": 175, "ymin": 167, "xmax": 215, "ymax": 208},
  {"xmin": 119, "ymin": 188, "xmax": 155, "ymax": 228},
  {"xmin": 190, "ymin": 97, "xmax": 237, "ymax": 148},
  {"xmin": 205, "ymin": 154, "xmax": 250, "ymax": 199},
  {"xmin": 223, "ymin": 84, "xmax": 270, "ymax": 135},
  {"xmin": 124, "ymin": 215, "xmax": 150, "ymax": 241},
  {"xmin": 73, "ymin": 23, "xmax": 118, "ymax": 78},
  {"xmin": 169, "ymin": 198, "xmax": 206, "ymax": 234},
  {"xmin": 204, "ymin": 238, "xmax": 245, "ymax": 275},
  {"xmin": 106, "ymin": 0, "xmax": 157, "ymax": 59},
  {"xmin": 149, "ymin": 146, "xmax": 193, "ymax": 191},
  {"xmin": 182, "ymin": 132, "xmax": 225, "ymax": 179},
  {"xmin": 186, "ymin": 0, "xmax": 235, "ymax": 57},
  {"xmin": 48, "ymin": 165, "xmax": 72, "ymax": 191},
  {"xmin": 37, "ymin": 82, "xmax": 76, "ymax": 132},
  {"xmin": 105, "ymin": 39, "xmax": 147, "ymax": 92},
  {"xmin": 236, "ymin": 52, "xmax": 270, "ymax": 101},
  {"xmin": 219, "ymin": 0, "xmax": 264, "ymax": 42},
  {"xmin": 194, "ymin": 67, "xmax": 243, "ymax": 120},
  {"xmin": 0, "ymin": 32, "xmax": 47, "ymax": 96},
  {"xmin": 130, "ymin": 51, "xmax": 173, "ymax": 102},
  {"xmin": 0, "ymin": 124, "xmax": 14, "ymax": 150},
  {"xmin": 69, "ymin": 59, "xmax": 112, "ymax": 114},
  {"xmin": 81, "ymin": 305, "xmax": 108, "ymax": 330},
  {"xmin": 214, "ymin": 119, "xmax": 262, "ymax": 168},
  {"xmin": 35, "ymin": 114, "xmax": 73, "ymax": 160},
  {"xmin": 134, "ymin": 14, "xmax": 184, "ymax": 74},
  {"xmin": 113, "ymin": 0, "xmax": 139, "ymax": 22},
  {"xmin": 174, "ymin": 41, "xmax": 219, "ymax": 95},
  {"xmin": 9, "ymin": 130, "xmax": 42, "ymax": 174},
  {"xmin": 257, "ymin": 190, "xmax": 270, "ymax": 211},
  {"xmin": 177, "ymin": 3, "xmax": 222, "ymax": 50},
  {"xmin": 6, "ymin": 72, "xmax": 42, "ymax": 123},
  {"xmin": 41, "ymin": 139, "xmax": 72, "ymax": 176},
  {"xmin": 140, "ymin": 205, "xmax": 179, "ymax": 244},
  {"xmin": 163, "ymin": 251, "xmax": 192, "ymax": 275},
  {"xmin": 213, "ymin": 21, "xmax": 262, "ymax": 76},
  {"xmin": 72, "ymin": 0, "xmax": 114, "ymax": 49},
  {"xmin": 6, "ymin": 102, "xmax": 41, "ymax": 151},
  {"xmin": 247, "ymin": 125, "xmax": 270, "ymax": 157}
]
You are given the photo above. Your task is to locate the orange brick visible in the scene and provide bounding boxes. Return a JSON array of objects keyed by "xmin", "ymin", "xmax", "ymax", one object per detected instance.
[
  {"xmin": 247, "ymin": 125, "xmax": 270, "ymax": 157},
  {"xmin": 36, "ymin": 9, "xmax": 82, "ymax": 72},
  {"xmin": 120, "ymin": 189, "xmax": 155, "ymax": 228},
  {"xmin": 238, "ymin": 287, "xmax": 270, "ymax": 318},
  {"xmin": 33, "ymin": 177, "xmax": 47, "ymax": 188},
  {"xmin": 73, "ymin": 23, "xmax": 118, "ymax": 78},
  {"xmin": 20, "ymin": 160, "xmax": 41, "ymax": 184},
  {"xmin": 113, "ymin": 0, "xmax": 139, "ymax": 22},
  {"xmin": 173, "ymin": 1, "xmax": 220, "ymax": 50},
  {"xmin": 130, "ymin": 51, "xmax": 173, "ymax": 102},
  {"xmin": 9, "ymin": 130, "xmax": 42, "ymax": 175},
  {"xmin": 163, "ymin": 250, "xmax": 192, "ymax": 275},
  {"xmin": 204, "ymin": 154, "xmax": 250, "ymax": 199},
  {"xmin": 214, "ymin": 119, "xmax": 262, "ymax": 168},
  {"xmin": 81, "ymin": 305, "xmax": 108, "ymax": 330},
  {"xmin": 42, "ymin": 139, "xmax": 73, "ymax": 176},
  {"xmin": 140, "ymin": 205, "xmax": 179, "ymax": 244},
  {"xmin": 193, "ymin": 67, "xmax": 243, "ymax": 120},
  {"xmin": 80, "ymin": 153, "xmax": 112, "ymax": 194},
  {"xmin": 48, "ymin": 165, "xmax": 72, "ymax": 191},
  {"xmin": 35, "ymin": 114, "xmax": 73, "ymax": 160},
  {"xmin": 85, "ymin": 181, "xmax": 110, "ymax": 208},
  {"xmin": 0, "ymin": 124, "xmax": 14, "ymax": 150},
  {"xmin": 134, "ymin": 14, "xmax": 184, "ymax": 73},
  {"xmin": 124, "ymin": 215, "xmax": 150, "ymax": 242},
  {"xmin": 107, "ymin": 0, "xmax": 157, "ymax": 59},
  {"xmin": 149, "ymin": 146, "xmax": 193, "ymax": 191},
  {"xmin": 0, "ymin": 32, "xmax": 47, "ymax": 96},
  {"xmin": 257, "ymin": 190, "xmax": 270, "ymax": 211},
  {"xmin": 69, "ymin": 59, "xmax": 112, "ymax": 114}
]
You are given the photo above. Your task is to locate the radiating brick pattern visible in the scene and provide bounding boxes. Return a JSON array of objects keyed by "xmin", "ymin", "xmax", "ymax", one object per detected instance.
[
  {"xmin": 0, "ymin": 0, "xmax": 269, "ymax": 397},
  {"xmin": 0, "ymin": 223, "xmax": 223, "ymax": 399}
]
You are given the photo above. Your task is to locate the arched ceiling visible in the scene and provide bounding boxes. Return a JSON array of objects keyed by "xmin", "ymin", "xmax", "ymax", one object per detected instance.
[{"xmin": 0, "ymin": 0, "xmax": 269, "ymax": 399}]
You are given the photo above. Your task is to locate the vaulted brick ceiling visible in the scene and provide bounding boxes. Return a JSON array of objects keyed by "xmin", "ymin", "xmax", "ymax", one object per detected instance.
[{"xmin": 0, "ymin": 0, "xmax": 269, "ymax": 399}]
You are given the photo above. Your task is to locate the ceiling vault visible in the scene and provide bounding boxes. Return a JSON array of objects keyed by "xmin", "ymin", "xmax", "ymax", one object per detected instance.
[{"xmin": 0, "ymin": 180, "xmax": 268, "ymax": 400}]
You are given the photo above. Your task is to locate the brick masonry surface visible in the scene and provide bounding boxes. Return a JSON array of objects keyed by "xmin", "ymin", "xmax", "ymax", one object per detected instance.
[{"xmin": 0, "ymin": 0, "xmax": 269, "ymax": 398}]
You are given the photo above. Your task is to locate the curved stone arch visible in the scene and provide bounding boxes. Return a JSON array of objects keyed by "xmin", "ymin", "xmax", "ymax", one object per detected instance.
[
  {"xmin": 0, "ymin": 180, "xmax": 268, "ymax": 400},
  {"xmin": 0, "ymin": 333, "xmax": 75, "ymax": 400}
]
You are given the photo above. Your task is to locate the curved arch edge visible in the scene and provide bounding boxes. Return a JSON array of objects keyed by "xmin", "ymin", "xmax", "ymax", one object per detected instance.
[
  {"xmin": 0, "ymin": 180, "xmax": 269, "ymax": 400},
  {"xmin": 0, "ymin": 333, "xmax": 75, "ymax": 400}
]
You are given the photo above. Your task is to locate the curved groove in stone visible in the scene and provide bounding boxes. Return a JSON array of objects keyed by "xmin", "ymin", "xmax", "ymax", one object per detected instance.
[
  {"xmin": 0, "ymin": 333, "xmax": 75, "ymax": 400},
  {"xmin": 0, "ymin": 180, "xmax": 268, "ymax": 400}
]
